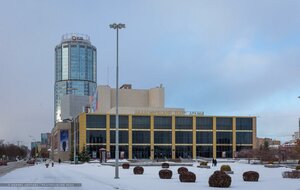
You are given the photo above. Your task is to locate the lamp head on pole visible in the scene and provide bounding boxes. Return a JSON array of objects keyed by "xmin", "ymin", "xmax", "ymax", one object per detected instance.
[{"xmin": 109, "ymin": 23, "xmax": 126, "ymax": 29}]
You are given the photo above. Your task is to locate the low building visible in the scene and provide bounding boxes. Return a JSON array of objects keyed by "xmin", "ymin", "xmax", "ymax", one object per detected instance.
[
  {"xmin": 256, "ymin": 137, "xmax": 281, "ymax": 149},
  {"xmin": 73, "ymin": 113, "xmax": 256, "ymax": 160},
  {"xmin": 52, "ymin": 84, "xmax": 257, "ymax": 160},
  {"xmin": 51, "ymin": 121, "xmax": 72, "ymax": 161}
]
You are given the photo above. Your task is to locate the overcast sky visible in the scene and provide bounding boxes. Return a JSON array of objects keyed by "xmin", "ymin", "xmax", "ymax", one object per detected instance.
[{"xmin": 0, "ymin": 0, "xmax": 300, "ymax": 147}]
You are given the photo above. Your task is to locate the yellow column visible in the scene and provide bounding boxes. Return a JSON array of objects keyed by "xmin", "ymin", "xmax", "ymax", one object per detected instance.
[
  {"xmin": 252, "ymin": 117, "xmax": 257, "ymax": 149},
  {"xmin": 192, "ymin": 116, "xmax": 196, "ymax": 159},
  {"xmin": 128, "ymin": 115, "xmax": 132, "ymax": 160},
  {"xmin": 150, "ymin": 115, "xmax": 154, "ymax": 160},
  {"xmin": 232, "ymin": 117, "xmax": 236, "ymax": 158},
  {"xmin": 106, "ymin": 114, "xmax": 110, "ymax": 152},
  {"xmin": 79, "ymin": 113, "xmax": 87, "ymax": 152},
  {"xmin": 172, "ymin": 115, "xmax": 176, "ymax": 159},
  {"xmin": 213, "ymin": 117, "xmax": 217, "ymax": 159}
]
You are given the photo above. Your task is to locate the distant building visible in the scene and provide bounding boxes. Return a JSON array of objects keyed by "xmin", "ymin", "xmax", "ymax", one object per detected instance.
[
  {"xmin": 256, "ymin": 137, "xmax": 281, "ymax": 149},
  {"xmin": 292, "ymin": 131, "xmax": 299, "ymax": 141},
  {"xmin": 54, "ymin": 33, "xmax": 97, "ymax": 123},
  {"xmin": 31, "ymin": 141, "xmax": 41, "ymax": 150},
  {"xmin": 91, "ymin": 84, "xmax": 184, "ymax": 114},
  {"xmin": 41, "ymin": 133, "xmax": 51, "ymax": 148}
]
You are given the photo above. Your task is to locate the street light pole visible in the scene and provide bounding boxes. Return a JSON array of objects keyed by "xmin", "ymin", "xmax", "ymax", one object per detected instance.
[{"xmin": 110, "ymin": 23, "xmax": 125, "ymax": 179}]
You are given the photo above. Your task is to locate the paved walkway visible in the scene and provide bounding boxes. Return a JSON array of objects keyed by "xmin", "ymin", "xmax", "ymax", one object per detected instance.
[{"xmin": 0, "ymin": 161, "xmax": 27, "ymax": 177}]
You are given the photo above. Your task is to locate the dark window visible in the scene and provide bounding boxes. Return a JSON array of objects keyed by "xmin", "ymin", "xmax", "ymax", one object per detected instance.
[
  {"xmin": 109, "ymin": 146, "xmax": 128, "ymax": 159},
  {"xmin": 236, "ymin": 132, "xmax": 252, "ymax": 144},
  {"xmin": 110, "ymin": 130, "xmax": 128, "ymax": 144},
  {"xmin": 86, "ymin": 115, "xmax": 106, "ymax": 128},
  {"xmin": 176, "ymin": 146, "xmax": 192, "ymax": 158},
  {"xmin": 216, "ymin": 117, "xmax": 232, "ymax": 130},
  {"xmin": 216, "ymin": 146, "xmax": 232, "ymax": 158},
  {"xmin": 132, "ymin": 131, "xmax": 150, "ymax": 143},
  {"xmin": 86, "ymin": 145, "xmax": 105, "ymax": 158},
  {"xmin": 196, "ymin": 132, "xmax": 213, "ymax": 144},
  {"xmin": 86, "ymin": 130, "xmax": 106, "ymax": 143},
  {"xmin": 154, "ymin": 131, "xmax": 172, "ymax": 144},
  {"xmin": 132, "ymin": 116, "xmax": 150, "ymax": 129},
  {"xmin": 176, "ymin": 131, "xmax": 192, "ymax": 144},
  {"xmin": 196, "ymin": 146, "xmax": 213, "ymax": 158},
  {"xmin": 196, "ymin": 117, "xmax": 213, "ymax": 130},
  {"xmin": 175, "ymin": 117, "xmax": 192, "ymax": 129},
  {"xmin": 154, "ymin": 116, "xmax": 172, "ymax": 129},
  {"xmin": 236, "ymin": 118, "xmax": 253, "ymax": 130},
  {"xmin": 110, "ymin": 115, "xmax": 128, "ymax": 129},
  {"xmin": 132, "ymin": 146, "xmax": 150, "ymax": 159},
  {"xmin": 154, "ymin": 146, "xmax": 172, "ymax": 159},
  {"xmin": 236, "ymin": 146, "xmax": 252, "ymax": 152},
  {"xmin": 216, "ymin": 132, "xmax": 232, "ymax": 144}
]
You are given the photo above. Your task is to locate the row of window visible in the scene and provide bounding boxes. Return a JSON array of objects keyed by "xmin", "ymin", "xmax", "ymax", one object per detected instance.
[
  {"xmin": 86, "ymin": 130, "xmax": 252, "ymax": 144},
  {"xmin": 86, "ymin": 115, "xmax": 253, "ymax": 130},
  {"xmin": 85, "ymin": 145, "xmax": 252, "ymax": 159}
]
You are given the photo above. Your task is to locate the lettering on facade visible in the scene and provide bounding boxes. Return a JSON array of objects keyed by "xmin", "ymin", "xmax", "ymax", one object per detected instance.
[
  {"xmin": 134, "ymin": 110, "xmax": 204, "ymax": 116},
  {"xmin": 72, "ymin": 36, "xmax": 84, "ymax": 41}
]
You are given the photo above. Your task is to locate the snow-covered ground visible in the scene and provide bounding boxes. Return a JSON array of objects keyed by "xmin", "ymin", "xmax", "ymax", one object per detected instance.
[{"xmin": 0, "ymin": 161, "xmax": 299, "ymax": 190}]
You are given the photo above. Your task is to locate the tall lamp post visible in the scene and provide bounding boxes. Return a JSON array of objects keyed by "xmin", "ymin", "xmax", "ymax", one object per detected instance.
[{"xmin": 109, "ymin": 23, "xmax": 125, "ymax": 179}]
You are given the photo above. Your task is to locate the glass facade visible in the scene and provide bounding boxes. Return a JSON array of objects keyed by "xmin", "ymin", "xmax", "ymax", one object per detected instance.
[
  {"xmin": 196, "ymin": 132, "xmax": 213, "ymax": 144},
  {"xmin": 54, "ymin": 34, "xmax": 97, "ymax": 123},
  {"xmin": 196, "ymin": 146, "xmax": 213, "ymax": 158},
  {"xmin": 154, "ymin": 131, "xmax": 172, "ymax": 144},
  {"xmin": 76, "ymin": 114, "xmax": 255, "ymax": 159},
  {"xmin": 236, "ymin": 118, "xmax": 253, "ymax": 130},
  {"xmin": 176, "ymin": 131, "xmax": 193, "ymax": 144},
  {"xmin": 196, "ymin": 117, "xmax": 213, "ymax": 129},
  {"xmin": 175, "ymin": 117, "xmax": 193, "ymax": 129},
  {"xmin": 154, "ymin": 146, "xmax": 172, "ymax": 159}
]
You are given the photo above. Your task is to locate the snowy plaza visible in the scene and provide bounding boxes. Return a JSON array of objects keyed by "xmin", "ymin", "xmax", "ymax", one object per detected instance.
[{"xmin": 0, "ymin": 161, "xmax": 299, "ymax": 190}]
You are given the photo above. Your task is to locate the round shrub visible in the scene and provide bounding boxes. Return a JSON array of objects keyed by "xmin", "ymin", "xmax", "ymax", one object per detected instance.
[
  {"xmin": 243, "ymin": 171, "xmax": 259, "ymax": 182},
  {"xmin": 209, "ymin": 171, "xmax": 231, "ymax": 188},
  {"xmin": 220, "ymin": 165, "xmax": 232, "ymax": 172},
  {"xmin": 159, "ymin": 169, "xmax": 172, "ymax": 179},
  {"xmin": 133, "ymin": 166, "xmax": 144, "ymax": 175},
  {"xmin": 295, "ymin": 165, "xmax": 300, "ymax": 170},
  {"xmin": 179, "ymin": 171, "xmax": 196, "ymax": 183},
  {"xmin": 122, "ymin": 163, "xmax": 130, "ymax": 169},
  {"xmin": 177, "ymin": 167, "xmax": 188, "ymax": 175},
  {"xmin": 162, "ymin": 162, "xmax": 169, "ymax": 168}
]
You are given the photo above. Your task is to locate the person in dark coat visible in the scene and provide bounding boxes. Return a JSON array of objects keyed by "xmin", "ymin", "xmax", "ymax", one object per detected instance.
[{"xmin": 58, "ymin": 158, "xmax": 61, "ymax": 164}]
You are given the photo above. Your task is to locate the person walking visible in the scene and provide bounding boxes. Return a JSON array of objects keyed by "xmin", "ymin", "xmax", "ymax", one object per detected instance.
[
  {"xmin": 58, "ymin": 158, "xmax": 61, "ymax": 164},
  {"xmin": 51, "ymin": 160, "xmax": 54, "ymax": 167}
]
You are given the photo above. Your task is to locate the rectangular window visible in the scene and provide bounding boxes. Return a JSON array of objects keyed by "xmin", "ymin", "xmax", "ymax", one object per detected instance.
[
  {"xmin": 110, "ymin": 115, "xmax": 128, "ymax": 129},
  {"xmin": 236, "ymin": 132, "xmax": 252, "ymax": 144},
  {"xmin": 132, "ymin": 146, "xmax": 150, "ymax": 159},
  {"xmin": 86, "ymin": 115, "xmax": 106, "ymax": 128},
  {"xmin": 175, "ymin": 117, "xmax": 192, "ymax": 129},
  {"xmin": 196, "ymin": 146, "xmax": 213, "ymax": 158},
  {"xmin": 216, "ymin": 117, "xmax": 232, "ymax": 130},
  {"xmin": 132, "ymin": 116, "xmax": 150, "ymax": 129},
  {"xmin": 154, "ymin": 146, "xmax": 172, "ymax": 159},
  {"xmin": 176, "ymin": 131, "xmax": 192, "ymax": 144},
  {"xmin": 196, "ymin": 117, "xmax": 213, "ymax": 130},
  {"xmin": 62, "ymin": 46, "xmax": 69, "ymax": 80},
  {"xmin": 132, "ymin": 131, "xmax": 150, "ymax": 144},
  {"xmin": 216, "ymin": 132, "xmax": 232, "ymax": 144},
  {"xmin": 154, "ymin": 116, "xmax": 172, "ymax": 129},
  {"xmin": 110, "ymin": 130, "xmax": 128, "ymax": 144},
  {"xmin": 196, "ymin": 132, "xmax": 213, "ymax": 144},
  {"xmin": 216, "ymin": 146, "xmax": 232, "ymax": 158},
  {"xmin": 86, "ymin": 130, "xmax": 106, "ymax": 143},
  {"xmin": 154, "ymin": 131, "xmax": 172, "ymax": 144},
  {"xmin": 236, "ymin": 118, "xmax": 253, "ymax": 130},
  {"xmin": 176, "ymin": 146, "xmax": 192, "ymax": 158},
  {"xmin": 109, "ymin": 145, "xmax": 128, "ymax": 159}
]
